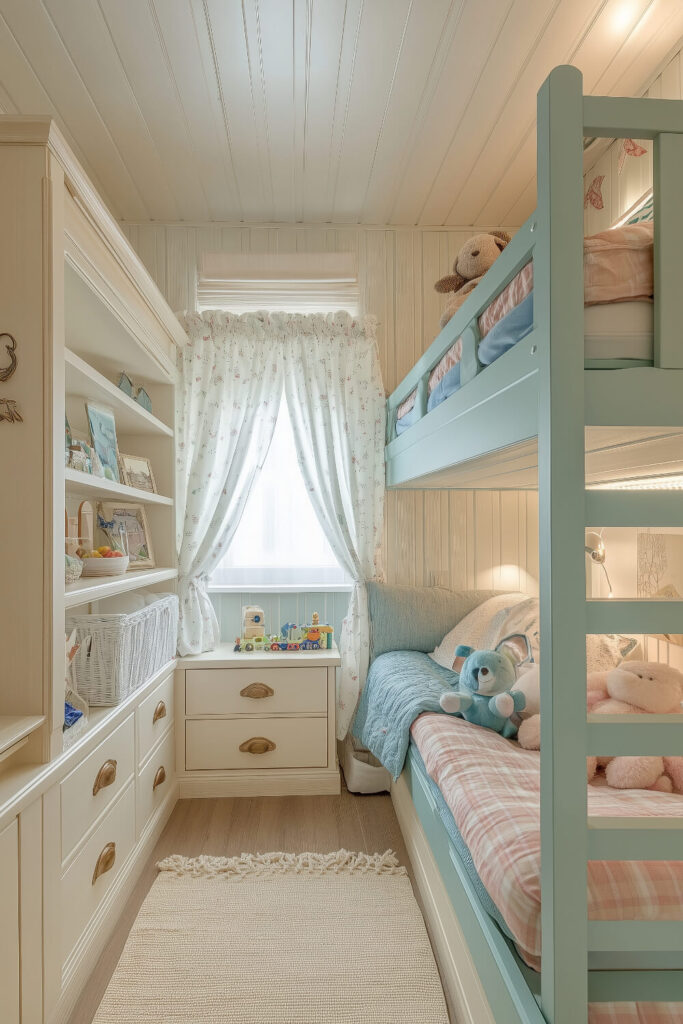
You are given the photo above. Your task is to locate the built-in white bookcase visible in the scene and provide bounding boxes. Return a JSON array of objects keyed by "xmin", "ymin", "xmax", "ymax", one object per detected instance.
[{"xmin": 0, "ymin": 117, "xmax": 186, "ymax": 764}]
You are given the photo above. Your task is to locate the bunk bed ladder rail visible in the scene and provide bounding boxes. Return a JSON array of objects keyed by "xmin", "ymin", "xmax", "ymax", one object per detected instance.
[
  {"xmin": 582, "ymin": 86, "xmax": 683, "ymax": 1009},
  {"xmin": 537, "ymin": 66, "xmax": 683, "ymax": 1024}
]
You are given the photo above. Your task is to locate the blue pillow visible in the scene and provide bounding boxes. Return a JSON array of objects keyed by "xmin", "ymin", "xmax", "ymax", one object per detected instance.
[
  {"xmin": 478, "ymin": 292, "xmax": 534, "ymax": 366},
  {"xmin": 427, "ymin": 361, "xmax": 461, "ymax": 411}
]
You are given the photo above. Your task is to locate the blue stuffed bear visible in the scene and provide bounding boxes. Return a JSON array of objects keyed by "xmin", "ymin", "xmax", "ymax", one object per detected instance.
[{"xmin": 439, "ymin": 644, "xmax": 526, "ymax": 738}]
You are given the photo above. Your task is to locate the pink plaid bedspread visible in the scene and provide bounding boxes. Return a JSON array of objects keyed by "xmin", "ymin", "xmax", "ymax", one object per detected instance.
[{"xmin": 410, "ymin": 713, "xmax": 683, "ymax": 1023}]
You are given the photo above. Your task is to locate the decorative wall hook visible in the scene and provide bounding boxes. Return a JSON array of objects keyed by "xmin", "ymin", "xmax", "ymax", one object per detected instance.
[
  {"xmin": 0, "ymin": 333, "xmax": 17, "ymax": 382},
  {"xmin": 0, "ymin": 398, "xmax": 23, "ymax": 423}
]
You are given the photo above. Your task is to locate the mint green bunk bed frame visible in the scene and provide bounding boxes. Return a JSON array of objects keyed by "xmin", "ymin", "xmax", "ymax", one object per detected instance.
[{"xmin": 386, "ymin": 66, "xmax": 683, "ymax": 1023}]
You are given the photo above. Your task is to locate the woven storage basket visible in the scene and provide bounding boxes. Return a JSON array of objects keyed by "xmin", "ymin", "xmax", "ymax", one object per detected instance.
[{"xmin": 67, "ymin": 594, "xmax": 179, "ymax": 706}]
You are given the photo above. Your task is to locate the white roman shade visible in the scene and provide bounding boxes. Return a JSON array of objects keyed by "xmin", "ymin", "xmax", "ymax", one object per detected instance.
[{"xmin": 198, "ymin": 252, "xmax": 359, "ymax": 313}]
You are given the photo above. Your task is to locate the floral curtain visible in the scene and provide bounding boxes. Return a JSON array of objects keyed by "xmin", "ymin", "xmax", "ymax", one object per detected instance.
[
  {"xmin": 283, "ymin": 316, "xmax": 385, "ymax": 738},
  {"xmin": 175, "ymin": 312, "xmax": 282, "ymax": 655},
  {"xmin": 176, "ymin": 310, "xmax": 385, "ymax": 734}
]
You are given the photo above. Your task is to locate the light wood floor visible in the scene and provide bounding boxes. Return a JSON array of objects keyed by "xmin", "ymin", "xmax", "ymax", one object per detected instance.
[{"xmin": 67, "ymin": 786, "xmax": 419, "ymax": 1024}]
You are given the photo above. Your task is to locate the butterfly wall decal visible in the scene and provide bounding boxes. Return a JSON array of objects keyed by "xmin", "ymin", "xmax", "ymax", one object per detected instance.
[
  {"xmin": 618, "ymin": 138, "xmax": 647, "ymax": 174},
  {"xmin": 584, "ymin": 175, "xmax": 605, "ymax": 210}
]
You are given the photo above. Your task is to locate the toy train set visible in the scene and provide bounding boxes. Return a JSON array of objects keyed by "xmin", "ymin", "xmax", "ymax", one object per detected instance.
[{"xmin": 234, "ymin": 606, "xmax": 333, "ymax": 653}]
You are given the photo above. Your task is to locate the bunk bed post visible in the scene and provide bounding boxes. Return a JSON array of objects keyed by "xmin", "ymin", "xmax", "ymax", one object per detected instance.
[
  {"xmin": 535, "ymin": 65, "xmax": 588, "ymax": 1024},
  {"xmin": 653, "ymin": 132, "xmax": 683, "ymax": 368}
]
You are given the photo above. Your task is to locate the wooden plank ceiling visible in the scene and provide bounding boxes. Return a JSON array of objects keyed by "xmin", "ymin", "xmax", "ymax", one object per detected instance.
[{"xmin": 0, "ymin": 0, "xmax": 680, "ymax": 226}]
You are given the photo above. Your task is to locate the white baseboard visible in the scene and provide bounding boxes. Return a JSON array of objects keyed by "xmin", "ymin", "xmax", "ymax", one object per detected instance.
[
  {"xmin": 391, "ymin": 775, "xmax": 495, "ymax": 1024},
  {"xmin": 177, "ymin": 768, "xmax": 341, "ymax": 798},
  {"xmin": 49, "ymin": 784, "xmax": 179, "ymax": 1024}
]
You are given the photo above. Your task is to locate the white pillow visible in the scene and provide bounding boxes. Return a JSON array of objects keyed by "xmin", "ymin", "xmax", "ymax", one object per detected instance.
[
  {"xmin": 431, "ymin": 591, "xmax": 641, "ymax": 675},
  {"xmin": 430, "ymin": 593, "xmax": 531, "ymax": 670}
]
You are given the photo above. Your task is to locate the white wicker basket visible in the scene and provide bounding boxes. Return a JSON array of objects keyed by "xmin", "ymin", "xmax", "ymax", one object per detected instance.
[{"xmin": 67, "ymin": 594, "xmax": 179, "ymax": 706}]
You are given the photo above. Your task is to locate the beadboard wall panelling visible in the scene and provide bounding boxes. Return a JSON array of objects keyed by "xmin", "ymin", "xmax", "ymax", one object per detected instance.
[
  {"xmin": 210, "ymin": 591, "xmax": 350, "ymax": 644},
  {"xmin": 0, "ymin": 1, "xmax": 680, "ymax": 225},
  {"xmin": 583, "ymin": 47, "xmax": 683, "ymax": 233},
  {"xmin": 384, "ymin": 490, "xmax": 539, "ymax": 594}
]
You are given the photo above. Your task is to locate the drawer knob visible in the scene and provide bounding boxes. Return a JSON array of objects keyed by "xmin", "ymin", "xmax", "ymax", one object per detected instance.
[
  {"xmin": 240, "ymin": 682, "xmax": 274, "ymax": 699},
  {"xmin": 92, "ymin": 759, "xmax": 117, "ymax": 797},
  {"xmin": 92, "ymin": 842, "xmax": 116, "ymax": 885},
  {"xmin": 153, "ymin": 765, "xmax": 167, "ymax": 791},
  {"xmin": 153, "ymin": 700, "xmax": 167, "ymax": 724},
  {"xmin": 239, "ymin": 736, "xmax": 276, "ymax": 755}
]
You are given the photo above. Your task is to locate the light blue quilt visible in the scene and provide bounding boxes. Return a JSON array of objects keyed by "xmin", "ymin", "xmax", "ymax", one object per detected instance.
[{"xmin": 352, "ymin": 650, "xmax": 458, "ymax": 780}]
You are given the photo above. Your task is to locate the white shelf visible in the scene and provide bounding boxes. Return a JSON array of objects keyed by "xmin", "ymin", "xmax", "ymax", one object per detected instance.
[
  {"xmin": 0, "ymin": 716, "xmax": 45, "ymax": 760},
  {"xmin": 65, "ymin": 348, "xmax": 173, "ymax": 437},
  {"xmin": 64, "ymin": 467, "xmax": 173, "ymax": 506},
  {"xmin": 64, "ymin": 567, "xmax": 178, "ymax": 608}
]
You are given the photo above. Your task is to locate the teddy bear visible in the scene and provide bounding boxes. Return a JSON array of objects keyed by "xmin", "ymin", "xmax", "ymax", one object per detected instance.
[
  {"xmin": 434, "ymin": 231, "xmax": 511, "ymax": 329},
  {"xmin": 440, "ymin": 644, "xmax": 526, "ymax": 738},
  {"xmin": 517, "ymin": 661, "xmax": 683, "ymax": 792}
]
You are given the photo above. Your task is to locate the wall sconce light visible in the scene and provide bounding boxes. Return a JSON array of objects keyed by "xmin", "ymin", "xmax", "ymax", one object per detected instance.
[{"xmin": 585, "ymin": 530, "xmax": 614, "ymax": 598}]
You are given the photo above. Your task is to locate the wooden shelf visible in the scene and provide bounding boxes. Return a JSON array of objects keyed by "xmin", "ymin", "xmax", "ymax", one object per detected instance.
[
  {"xmin": 0, "ymin": 716, "xmax": 45, "ymax": 761},
  {"xmin": 65, "ymin": 567, "xmax": 178, "ymax": 608},
  {"xmin": 64, "ymin": 467, "xmax": 173, "ymax": 506},
  {"xmin": 65, "ymin": 348, "xmax": 173, "ymax": 438}
]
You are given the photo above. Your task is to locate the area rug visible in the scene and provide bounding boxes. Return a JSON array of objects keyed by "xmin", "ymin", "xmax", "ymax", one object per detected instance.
[{"xmin": 93, "ymin": 849, "xmax": 449, "ymax": 1023}]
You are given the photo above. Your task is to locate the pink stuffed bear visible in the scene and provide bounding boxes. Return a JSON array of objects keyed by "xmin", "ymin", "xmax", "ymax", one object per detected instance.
[
  {"xmin": 588, "ymin": 661, "xmax": 683, "ymax": 793},
  {"xmin": 517, "ymin": 660, "xmax": 683, "ymax": 792}
]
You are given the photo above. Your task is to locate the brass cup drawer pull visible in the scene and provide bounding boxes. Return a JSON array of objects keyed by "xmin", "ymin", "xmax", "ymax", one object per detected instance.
[
  {"xmin": 152, "ymin": 700, "xmax": 167, "ymax": 725},
  {"xmin": 92, "ymin": 842, "xmax": 116, "ymax": 885},
  {"xmin": 153, "ymin": 765, "xmax": 167, "ymax": 791},
  {"xmin": 239, "ymin": 737, "xmax": 276, "ymax": 755},
  {"xmin": 92, "ymin": 759, "xmax": 117, "ymax": 797},
  {"xmin": 240, "ymin": 682, "xmax": 274, "ymax": 699}
]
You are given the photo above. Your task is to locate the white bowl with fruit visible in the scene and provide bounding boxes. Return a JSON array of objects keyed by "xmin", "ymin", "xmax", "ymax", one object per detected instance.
[{"xmin": 79, "ymin": 545, "xmax": 129, "ymax": 577}]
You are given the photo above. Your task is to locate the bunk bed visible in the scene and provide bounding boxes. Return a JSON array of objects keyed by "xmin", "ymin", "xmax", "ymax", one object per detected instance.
[{"xmin": 381, "ymin": 66, "xmax": 683, "ymax": 1024}]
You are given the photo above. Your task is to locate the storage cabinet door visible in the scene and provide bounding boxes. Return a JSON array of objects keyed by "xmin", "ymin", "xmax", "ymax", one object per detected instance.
[{"xmin": 0, "ymin": 818, "xmax": 20, "ymax": 1024}]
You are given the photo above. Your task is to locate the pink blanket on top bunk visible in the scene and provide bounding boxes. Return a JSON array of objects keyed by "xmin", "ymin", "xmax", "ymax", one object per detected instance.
[
  {"xmin": 396, "ymin": 222, "xmax": 654, "ymax": 422},
  {"xmin": 410, "ymin": 712, "xmax": 683, "ymax": 1022}
]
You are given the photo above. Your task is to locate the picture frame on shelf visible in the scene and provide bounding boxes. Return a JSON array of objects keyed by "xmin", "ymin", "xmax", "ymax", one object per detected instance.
[
  {"xmin": 97, "ymin": 501, "xmax": 155, "ymax": 569},
  {"xmin": 86, "ymin": 402, "xmax": 120, "ymax": 483},
  {"xmin": 119, "ymin": 452, "xmax": 157, "ymax": 493},
  {"xmin": 117, "ymin": 371, "xmax": 134, "ymax": 398},
  {"xmin": 135, "ymin": 386, "xmax": 152, "ymax": 413}
]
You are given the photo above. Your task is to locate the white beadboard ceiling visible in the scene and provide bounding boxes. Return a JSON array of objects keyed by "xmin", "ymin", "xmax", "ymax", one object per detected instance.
[{"xmin": 0, "ymin": 1, "xmax": 681, "ymax": 226}]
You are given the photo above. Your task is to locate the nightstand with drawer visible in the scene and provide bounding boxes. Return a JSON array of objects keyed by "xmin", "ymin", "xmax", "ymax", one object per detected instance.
[{"xmin": 176, "ymin": 645, "xmax": 341, "ymax": 796}]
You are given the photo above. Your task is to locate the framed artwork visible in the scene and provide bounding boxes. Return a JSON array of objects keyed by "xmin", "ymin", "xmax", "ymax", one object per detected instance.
[
  {"xmin": 86, "ymin": 403, "xmax": 120, "ymax": 483},
  {"xmin": 119, "ymin": 453, "xmax": 156, "ymax": 493},
  {"xmin": 97, "ymin": 502, "xmax": 155, "ymax": 568},
  {"xmin": 637, "ymin": 531, "xmax": 683, "ymax": 599}
]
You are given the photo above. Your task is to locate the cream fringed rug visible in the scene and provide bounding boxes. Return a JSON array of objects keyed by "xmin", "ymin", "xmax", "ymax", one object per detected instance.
[{"xmin": 93, "ymin": 850, "xmax": 449, "ymax": 1024}]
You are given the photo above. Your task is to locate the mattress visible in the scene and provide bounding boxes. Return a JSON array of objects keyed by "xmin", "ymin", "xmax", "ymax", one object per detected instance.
[{"xmin": 410, "ymin": 712, "xmax": 683, "ymax": 971}]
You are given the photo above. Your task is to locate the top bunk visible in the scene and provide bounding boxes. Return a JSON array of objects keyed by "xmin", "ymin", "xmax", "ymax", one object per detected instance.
[{"xmin": 385, "ymin": 66, "xmax": 683, "ymax": 491}]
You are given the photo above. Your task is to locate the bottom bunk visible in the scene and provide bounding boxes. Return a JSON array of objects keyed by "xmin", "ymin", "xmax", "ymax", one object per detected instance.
[
  {"xmin": 354, "ymin": 587, "xmax": 683, "ymax": 1023},
  {"xmin": 395, "ymin": 735, "xmax": 683, "ymax": 1024}
]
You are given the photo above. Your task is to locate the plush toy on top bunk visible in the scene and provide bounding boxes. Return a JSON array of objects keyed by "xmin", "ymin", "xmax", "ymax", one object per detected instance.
[
  {"xmin": 434, "ymin": 230, "xmax": 511, "ymax": 329},
  {"xmin": 517, "ymin": 660, "xmax": 683, "ymax": 793},
  {"xmin": 439, "ymin": 644, "xmax": 526, "ymax": 738}
]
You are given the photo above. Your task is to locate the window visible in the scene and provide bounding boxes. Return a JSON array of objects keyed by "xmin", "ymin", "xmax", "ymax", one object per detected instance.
[{"xmin": 210, "ymin": 395, "xmax": 349, "ymax": 589}]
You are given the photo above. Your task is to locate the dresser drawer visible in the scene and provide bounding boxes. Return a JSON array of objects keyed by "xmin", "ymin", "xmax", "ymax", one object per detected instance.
[
  {"xmin": 60, "ymin": 715, "xmax": 134, "ymax": 862},
  {"xmin": 61, "ymin": 782, "xmax": 135, "ymax": 965},
  {"xmin": 185, "ymin": 667, "xmax": 327, "ymax": 716},
  {"xmin": 137, "ymin": 672, "xmax": 174, "ymax": 767},
  {"xmin": 185, "ymin": 717, "xmax": 328, "ymax": 770},
  {"xmin": 136, "ymin": 729, "xmax": 174, "ymax": 837}
]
